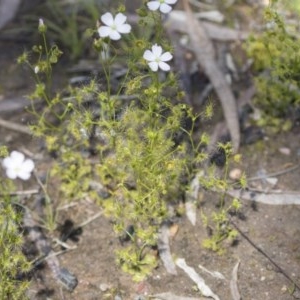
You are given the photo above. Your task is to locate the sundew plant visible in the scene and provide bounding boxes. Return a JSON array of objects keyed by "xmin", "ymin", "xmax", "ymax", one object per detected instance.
[
  {"xmin": 15, "ymin": 0, "xmax": 241, "ymax": 282},
  {"xmin": 246, "ymin": 5, "xmax": 300, "ymax": 131},
  {"xmin": 0, "ymin": 148, "xmax": 31, "ymax": 299}
]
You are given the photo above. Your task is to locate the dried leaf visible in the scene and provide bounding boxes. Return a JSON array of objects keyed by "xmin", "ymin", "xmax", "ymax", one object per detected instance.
[
  {"xmin": 151, "ymin": 292, "xmax": 205, "ymax": 300},
  {"xmin": 182, "ymin": 0, "xmax": 240, "ymax": 152},
  {"xmin": 230, "ymin": 261, "xmax": 241, "ymax": 300},
  {"xmin": 198, "ymin": 265, "xmax": 225, "ymax": 280},
  {"xmin": 227, "ymin": 189, "xmax": 300, "ymax": 205},
  {"xmin": 157, "ymin": 224, "xmax": 177, "ymax": 275},
  {"xmin": 176, "ymin": 258, "xmax": 220, "ymax": 300}
]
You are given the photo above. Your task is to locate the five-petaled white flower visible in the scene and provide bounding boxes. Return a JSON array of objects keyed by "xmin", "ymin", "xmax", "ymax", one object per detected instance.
[
  {"xmin": 147, "ymin": 0, "xmax": 178, "ymax": 14},
  {"xmin": 2, "ymin": 151, "xmax": 35, "ymax": 180},
  {"xmin": 143, "ymin": 44, "xmax": 173, "ymax": 72},
  {"xmin": 98, "ymin": 12, "xmax": 131, "ymax": 40}
]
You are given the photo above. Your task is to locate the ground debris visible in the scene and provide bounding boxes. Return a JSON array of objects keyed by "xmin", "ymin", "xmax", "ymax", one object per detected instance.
[
  {"xmin": 230, "ymin": 260, "xmax": 241, "ymax": 300},
  {"xmin": 150, "ymin": 292, "xmax": 206, "ymax": 300},
  {"xmin": 157, "ymin": 223, "xmax": 177, "ymax": 275},
  {"xmin": 176, "ymin": 258, "xmax": 220, "ymax": 300},
  {"xmin": 227, "ymin": 188, "xmax": 300, "ymax": 205}
]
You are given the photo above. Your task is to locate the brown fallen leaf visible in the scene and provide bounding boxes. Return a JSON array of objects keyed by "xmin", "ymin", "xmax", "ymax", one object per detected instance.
[{"xmin": 179, "ymin": 0, "xmax": 240, "ymax": 152}]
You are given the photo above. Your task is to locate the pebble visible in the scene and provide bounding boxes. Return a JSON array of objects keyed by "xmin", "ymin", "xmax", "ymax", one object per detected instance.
[
  {"xmin": 278, "ymin": 147, "xmax": 291, "ymax": 155},
  {"xmin": 99, "ymin": 283, "xmax": 110, "ymax": 292},
  {"xmin": 229, "ymin": 168, "xmax": 242, "ymax": 180}
]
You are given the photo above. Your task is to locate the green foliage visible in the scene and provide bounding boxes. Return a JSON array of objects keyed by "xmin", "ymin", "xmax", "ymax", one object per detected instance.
[
  {"xmin": 246, "ymin": 6, "xmax": 300, "ymax": 131},
  {"xmin": 0, "ymin": 183, "xmax": 30, "ymax": 299},
  {"xmin": 200, "ymin": 143, "xmax": 243, "ymax": 253},
  {"xmin": 17, "ymin": 2, "xmax": 243, "ymax": 282}
]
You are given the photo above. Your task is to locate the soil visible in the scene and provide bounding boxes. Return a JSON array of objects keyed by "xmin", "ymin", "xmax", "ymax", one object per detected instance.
[{"xmin": 0, "ymin": 2, "xmax": 300, "ymax": 300}]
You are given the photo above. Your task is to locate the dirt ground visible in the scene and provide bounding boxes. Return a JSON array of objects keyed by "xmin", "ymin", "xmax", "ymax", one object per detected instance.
[{"xmin": 1, "ymin": 2, "xmax": 300, "ymax": 300}]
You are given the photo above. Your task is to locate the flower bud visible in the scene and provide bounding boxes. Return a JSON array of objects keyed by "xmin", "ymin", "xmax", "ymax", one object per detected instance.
[{"xmin": 38, "ymin": 18, "xmax": 47, "ymax": 33}]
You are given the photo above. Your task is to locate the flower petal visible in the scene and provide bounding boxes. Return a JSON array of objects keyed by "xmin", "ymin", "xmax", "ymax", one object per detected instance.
[
  {"xmin": 117, "ymin": 23, "xmax": 131, "ymax": 34},
  {"xmin": 6, "ymin": 169, "xmax": 17, "ymax": 180},
  {"xmin": 151, "ymin": 44, "xmax": 162, "ymax": 57},
  {"xmin": 109, "ymin": 30, "xmax": 122, "ymax": 40},
  {"xmin": 160, "ymin": 51, "xmax": 173, "ymax": 62},
  {"xmin": 101, "ymin": 12, "xmax": 114, "ymax": 26},
  {"xmin": 165, "ymin": 0, "xmax": 177, "ymax": 4},
  {"xmin": 2, "ymin": 157, "xmax": 13, "ymax": 169},
  {"xmin": 158, "ymin": 61, "xmax": 171, "ymax": 71},
  {"xmin": 114, "ymin": 13, "xmax": 127, "ymax": 26},
  {"xmin": 98, "ymin": 26, "xmax": 112, "ymax": 38},
  {"xmin": 23, "ymin": 159, "xmax": 35, "ymax": 173},
  {"xmin": 160, "ymin": 3, "xmax": 172, "ymax": 14},
  {"xmin": 17, "ymin": 171, "xmax": 31, "ymax": 181},
  {"xmin": 148, "ymin": 62, "xmax": 159, "ymax": 72},
  {"xmin": 143, "ymin": 49, "xmax": 156, "ymax": 61},
  {"xmin": 11, "ymin": 151, "xmax": 25, "ymax": 164},
  {"xmin": 147, "ymin": 1, "xmax": 160, "ymax": 11}
]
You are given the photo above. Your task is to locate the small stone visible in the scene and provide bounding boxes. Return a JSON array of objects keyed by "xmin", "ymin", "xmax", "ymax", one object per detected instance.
[
  {"xmin": 99, "ymin": 283, "xmax": 110, "ymax": 292},
  {"xmin": 281, "ymin": 285, "xmax": 288, "ymax": 292},
  {"xmin": 279, "ymin": 147, "xmax": 291, "ymax": 155},
  {"xmin": 229, "ymin": 168, "xmax": 242, "ymax": 180}
]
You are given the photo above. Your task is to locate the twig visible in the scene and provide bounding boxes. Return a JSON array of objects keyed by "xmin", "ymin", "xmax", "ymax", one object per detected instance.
[
  {"xmin": 77, "ymin": 211, "xmax": 102, "ymax": 228},
  {"xmin": 247, "ymin": 164, "xmax": 300, "ymax": 181},
  {"xmin": 230, "ymin": 219, "xmax": 300, "ymax": 292},
  {"xmin": 0, "ymin": 117, "xmax": 32, "ymax": 135},
  {"xmin": 0, "ymin": 189, "xmax": 39, "ymax": 196}
]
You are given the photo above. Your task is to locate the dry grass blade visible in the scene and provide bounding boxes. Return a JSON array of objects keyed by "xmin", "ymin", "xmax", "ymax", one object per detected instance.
[
  {"xmin": 182, "ymin": 0, "xmax": 240, "ymax": 152},
  {"xmin": 0, "ymin": 117, "xmax": 31, "ymax": 135}
]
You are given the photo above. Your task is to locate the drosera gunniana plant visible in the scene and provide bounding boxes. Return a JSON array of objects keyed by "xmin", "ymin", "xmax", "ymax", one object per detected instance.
[
  {"xmin": 17, "ymin": 0, "xmax": 242, "ymax": 282},
  {"xmin": 0, "ymin": 147, "xmax": 32, "ymax": 299},
  {"xmin": 246, "ymin": 4, "xmax": 300, "ymax": 132}
]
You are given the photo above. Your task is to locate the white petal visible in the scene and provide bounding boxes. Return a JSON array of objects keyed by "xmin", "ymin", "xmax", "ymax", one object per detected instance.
[
  {"xmin": 143, "ymin": 49, "xmax": 155, "ymax": 61},
  {"xmin": 165, "ymin": 0, "xmax": 177, "ymax": 4},
  {"xmin": 98, "ymin": 26, "xmax": 112, "ymax": 38},
  {"xmin": 2, "ymin": 157, "xmax": 13, "ymax": 169},
  {"xmin": 101, "ymin": 12, "xmax": 114, "ymax": 26},
  {"xmin": 158, "ymin": 61, "xmax": 171, "ymax": 71},
  {"xmin": 6, "ymin": 169, "xmax": 17, "ymax": 179},
  {"xmin": 117, "ymin": 23, "xmax": 131, "ymax": 34},
  {"xmin": 151, "ymin": 44, "xmax": 162, "ymax": 56},
  {"xmin": 160, "ymin": 51, "xmax": 173, "ymax": 62},
  {"xmin": 148, "ymin": 62, "xmax": 159, "ymax": 72},
  {"xmin": 160, "ymin": 3, "xmax": 172, "ymax": 14},
  {"xmin": 114, "ymin": 13, "xmax": 127, "ymax": 26},
  {"xmin": 109, "ymin": 30, "xmax": 121, "ymax": 40},
  {"xmin": 23, "ymin": 159, "xmax": 35, "ymax": 173},
  {"xmin": 147, "ymin": 1, "xmax": 160, "ymax": 11},
  {"xmin": 11, "ymin": 151, "xmax": 25, "ymax": 164},
  {"xmin": 17, "ymin": 171, "xmax": 31, "ymax": 181}
]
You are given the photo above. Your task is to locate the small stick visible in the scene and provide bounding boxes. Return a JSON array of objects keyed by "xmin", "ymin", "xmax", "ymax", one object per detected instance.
[
  {"xmin": 0, "ymin": 118, "xmax": 31, "ymax": 135},
  {"xmin": 0, "ymin": 189, "xmax": 39, "ymax": 196},
  {"xmin": 247, "ymin": 164, "xmax": 300, "ymax": 182}
]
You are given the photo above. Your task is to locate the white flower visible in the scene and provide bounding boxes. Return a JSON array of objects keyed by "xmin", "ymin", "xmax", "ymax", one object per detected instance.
[
  {"xmin": 143, "ymin": 44, "xmax": 173, "ymax": 72},
  {"xmin": 2, "ymin": 151, "xmax": 35, "ymax": 180},
  {"xmin": 98, "ymin": 12, "xmax": 131, "ymax": 40},
  {"xmin": 147, "ymin": 0, "xmax": 177, "ymax": 14}
]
